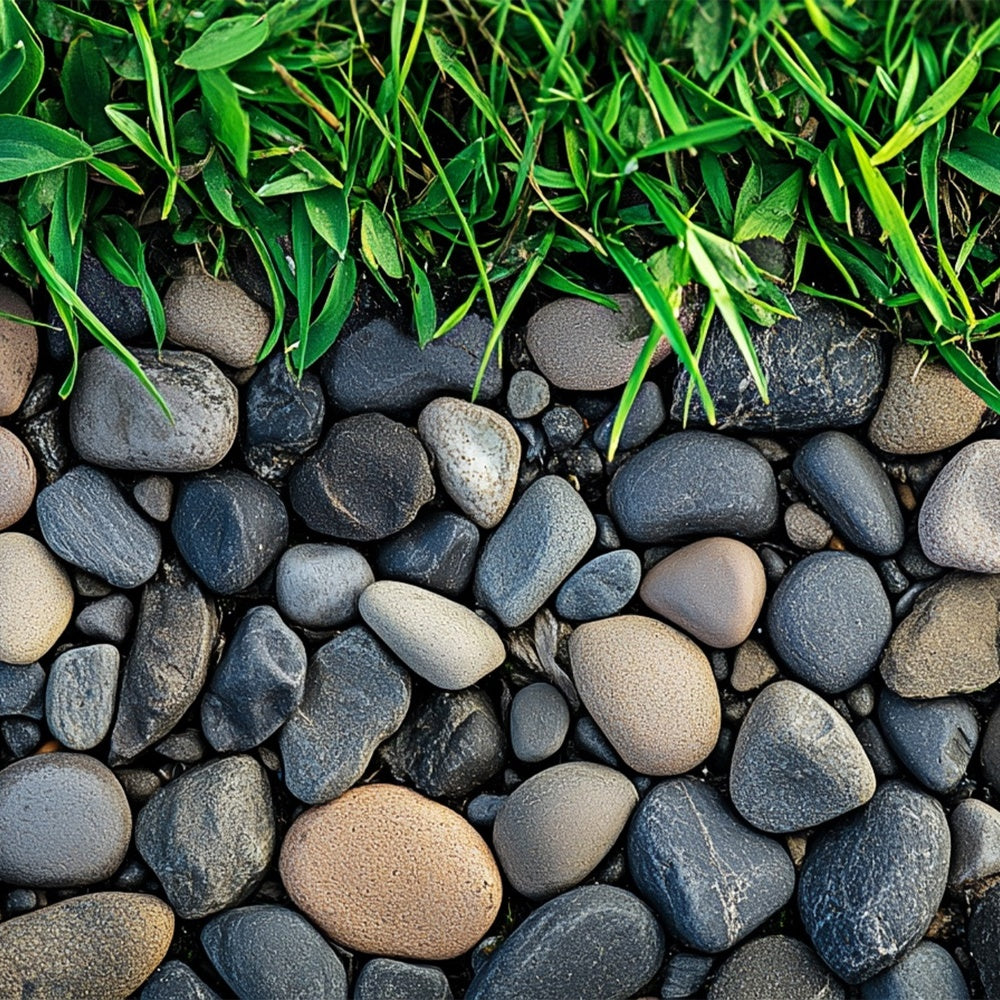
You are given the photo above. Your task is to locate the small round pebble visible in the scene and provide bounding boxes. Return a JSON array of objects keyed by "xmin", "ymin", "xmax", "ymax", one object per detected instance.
[
  {"xmin": 275, "ymin": 543, "xmax": 373, "ymax": 629},
  {"xmin": 46, "ymin": 644, "xmax": 120, "ymax": 750},
  {"xmin": 730, "ymin": 640, "xmax": 778, "ymax": 692},
  {"xmin": 0, "ymin": 427, "xmax": 35, "ymax": 530},
  {"xmin": 949, "ymin": 798, "xmax": 1000, "ymax": 889},
  {"xmin": 554, "ymin": 549, "xmax": 640, "ymax": 621},
  {"xmin": 507, "ymin": 369, "xmax": 550, "ymax": 419},
  {"xmin": 133, "ymin": 476, "xmax": 174, "ymax": 522},
  {"xmin": 859, "ymin": 940, "xmax": 969, "ymax": 1000},
  {"xmin": 354, "ymin": 958, "xmax": 453, "ymax": 1000},
  {"xmin": 784, "ymin": 502, "xmax": 833, "ymax": 551},
  {"xmin": 510, "ymin": 682, "xmax": 570, "ymax": 763},
  {"xmin": 75, "ymin": 593, "xmax": 134, "ymax": 643}
]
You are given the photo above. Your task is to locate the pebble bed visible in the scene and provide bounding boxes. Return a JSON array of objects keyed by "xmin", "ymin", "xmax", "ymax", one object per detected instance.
[{"xmin": 0, "ymin": 254, "xmax": 998, "ymax": 1000}]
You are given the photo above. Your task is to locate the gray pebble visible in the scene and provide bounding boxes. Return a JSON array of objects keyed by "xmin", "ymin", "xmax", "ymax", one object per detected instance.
[
  {"xmin": 541, "ymin": 406, "xmax": 585, "ymax": 451},
  {"xmin": 855, "ymin": 718, "xmax": 900, "ymax": 778},
  {"xmin": 507, "ymin": 370, "xmax": 550, "ymax": 419},
  {"xmin": 154, "ymin": 729, "xmax": 205, "ymax": 763},
  {"xmin": 374, "ymin": 511, "xmax": 479, "ymax": 597},
  {"xmin": 970, "ymin": 882, "xmax": 1000, "ymax": 996},
  {"xmin": 115, "ymin": 768, "xmax": 161, "ymax": 804},
  {"xmin": 467, "ymin": 793, "xmax": 506, "ymax": 829},
  {"xmin": 593, "ymin": 382, "xmax": 665, "ymax": 454},
  {"xmin": 950, "ymin": 798, "xmax": 1000, "ymax": 889},
  {"xmin": 0, "ymin": 661, "xmax": 44, "ymax": 718},
  {"xmin": 141, "ymin": 961, "xmax": 221, "ymax": 1000},
  {"xmin": 661, "ymin": 952, "xmax": 714, "ymax": 998},
  {"xmin": 859, "ymin": 940, "xmax": 968, "ymax": 1000},
  {"xmin": 595, "ymin": 514, "xmax": 621, "ymax": 550},
  {"xmin": 354, "ymin": 958, "xmax": 453, "ymax": 1000},
  {"xmin": 510, "ymin": 683, "xmax": 570, "ymax": 763},
  {"xmin": 554, "ymin": 549, "xmax": 640, "ymax": 621},
  {"xmin": 46, "ymin": 644, "xmax": 119, "ymax": 750},
  {"xmin": 75, "ymin": 593, "xmax": 134, "ymax": 644},
  {"xmin": 573, "ymin": 716, "xmax": 621, "ymax": 767},
  {"xmin": 132, "ymin": 476, "xmax": 173, "ymax": 523},
  {"xmin": 1, "ymin": 718, "xmax": 39, "ymax": 757},
  {"xmin": 847, "ymin": 684, "xmax": 876, "ymax": 717},
  {"xmin": 275, "ymin": 543, "xmax": 373, "ymax": 629},
  {"xmin": 708, "ymin": 935, "xmax": 845, "ymax": 1000}
]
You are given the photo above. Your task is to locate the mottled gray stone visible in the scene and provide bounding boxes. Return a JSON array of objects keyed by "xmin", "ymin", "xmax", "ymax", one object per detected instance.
[
  {"xmin": 510, "ymin": 683, "xmax": 570, "ymax": 763},
  {"xmin": 970, "ymin": 882, "xmax": 1000, "ymax": 997},
  {"xmin": 708, "ymin": 935, "xmax": 845, "ymax": 1000},
  {"xmin": 0, "ymin": 661, "xmax": 44, "ymax": 718},
  {"xmin": 507, "ymin": 369, "xmax": 550, "ymax": 419},
  {"xmin": 541, "ymin": 406, "xmax": 584, "ymax": 451},
  {"xmin": 374, "ymin": 511, "xmax": 480, "ymax": 597},
  {"xmin": 0, "ymin": 718, "xmax": 38, "ymax": 757},
  {"xmin": 859, "ymin": 941, "xmax": 968, "ymax": 1000},
  {"xmin": 75, "ymin": 594, "xmax": 133, "ymax": 644},
  {"xmin": 46, "ymin": 644, "xmax": 119, "ymax": 750},
  {"xmin": 593, "ymin": 382, "xmax": 665, "ymax": 454},
  {"xmin": 141, "ymin": 961, "xmax": 220, "ymax": 1000},
  {"xmin": 784, "ymin": 502, "xmax": 834, "ymax": 551},
  {"xmin": 133, "ymin": 476, "xmax": 173, "ymax": 522},
  {"xmin": 554, "ymin": 549, "xmax": 640, "ymax": 621},
  {"xmin": 661, "ymin": 952, "xmax": 714, "ymax": 999},
  {"xmin": 275, "ymin": 543, "xmax": 373, "ymax": 629},
  {"xmin": 354, "ymin": 959, "xmax": 452, "ymax": 1000}
]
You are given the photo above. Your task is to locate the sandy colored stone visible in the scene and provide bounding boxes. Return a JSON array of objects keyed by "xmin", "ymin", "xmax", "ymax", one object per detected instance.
[
  {"xmin": 731, "ymin": 639, "xmax": 779, "ymax": 693},
  {"xmin": 0, "ymin": 891, "xmax": 173, "ymax": 1000},
  {"xmin": 869, "ymin": 343, "xmax": 986, "ymax": 454},
  {"xmin": 639, "ymin": 537, "xmax": 766, "ymax": 648},
  {"xmin": 280, "ymin": 783, "xmax": 502, "ymax": 960},
  {"xmin": 0, "ymin": 427, "xmax": 35, "ymax": 529},
  {"xmin": 569, "ymin": 615, "xmax": 721, "ymax": 775},
  {"xmin": 0, "ymin": 285, "xmax": 38, "ymax": 417},
  {"xmin": 783, "ymin": 502, "xmax": 832, "ymax": 551},
  {"xmin": 0, "ymin": 532, "xmax": 73, "ymax": 663}
]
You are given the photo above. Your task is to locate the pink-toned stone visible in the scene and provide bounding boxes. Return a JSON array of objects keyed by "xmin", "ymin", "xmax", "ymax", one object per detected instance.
[
  {"xmin": 0, "ymin": 285, "xmax": 38, "ymax": 417},
  {"xmin": 0, "ymin": 427, "xmax": 35, "ymax": 529}
]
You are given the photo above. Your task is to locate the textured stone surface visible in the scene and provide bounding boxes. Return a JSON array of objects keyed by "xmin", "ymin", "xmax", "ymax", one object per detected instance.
[
  {"xmin": 859, "ymin": 940, "xmax": 968, "ymax": 1000},
  {"xmin": 0, "ymin": 285, "xmax": 37, "ymax": 417},
  {"xmin": 46, "ymin": 644, "xmax": 120, "ymax": 750},
  {"xmin": 730, "ymin": 639, "xmax": 779, "ymax": 692},
  {"xmin": 354, "ymin": 958, "xmax": 453, "ymax": 1000},
  {"xmin": 507, "ymin": 369, "xmax": 549, "ymax": 419},
  {"xmin": 970, "ymin": 882, "xmax": 1000, "ymax": 997},
  {"xmin": 133, "ymin": 476, "xmax": 173, "ymax": 522},
  {"xmin": 141, "ymin": 961, "xmax": 220, "ymax": 1000},
  {"xmin": 554, "ymin": 549, "xmax": 641, "ymax": 621},
  {"xmin": 510, "ymin": 682, "xmax": 570, "ymax": 763},
  {"xmin": 0, "ymin": 660, "xmax": 44, "ymax": 717},
  {"xmin": 374, "ymin": 511, "xmax": 480, "ymax": 597},
  {"xmin": 275, "ymin": 543, "xmax": 373, "ymax": 628},
  {"xmin": 0, "ymin": 427, "xmax": 35, "ymax": 530},
  {"xmin": 950, "ymin": 798, "xmax": 1000, "ymax": 889},
  {"xmin": 784, "ymin": 502, "xmax": 834, "ymax": 551},
  {"xmin": 707, "ymin": 935, "xmax": 845, "ymax": 1000},
  {"xmin": 593, "ymin": 381, "xmax": 665, "ymax": 454},
  {"xmin": 75, "ymin": 593, "xmax": 133, "ymax": 643}
]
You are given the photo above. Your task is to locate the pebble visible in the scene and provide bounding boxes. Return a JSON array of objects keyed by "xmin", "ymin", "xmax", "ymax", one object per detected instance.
[
  {"xmin": 164, "ymin": 273, "xmax": 270, "ymax": 368},
  {"xmin": 46, "ymin": 644, "xmax": 120, "ymax": 750},
  {"xmin": 117, "ymin": 768, "xmax": 162, "ymax": 805},
  {"xmin": 950, "ymin": 798, "xmax": 1000, "ymax": 889},
  {"xmin": 467, "ymin": 793, "xmax": 506, "ymax": 828},
  {"xmin": 554, "ymin": 549, "xmax": 641, "ymax": 621},
  {"xmin": 798, "ymin": 781, "xmax": 950, "ymax": 983},
  {"xmin": 172, "ymin": 470, "xmax": 288, "ymax": 594},
  {"xmin": 707, "ymin": 935, "xmax": 845, "ymax": 1000},
  {"xmin": 374, "ymin": 511, "xmax": 480, "ymax": 596},
  {"xmin": 793, "ymin": 431, "xmax": 904, "ymax": 556},
  {"xmin": 0, "ymin": 427, "xmax": 34, "ymax": 530},
  {"xmin": 2, "ymin": 718, "xmax": 39, "ymax": 757},
  {"xmin": 661, "ymin": 952, "xmax": 714, "ymax": 998},
  {"xmin": 492, "ymin": 761, "xmax": 637, "ymax": 898},
  {"xmin": 354, "ymin": 958, "xmax": 453, "ymax": 1000},
  {"xmin": 133, "ymin": 476, "xmax": 173, "ymax": 522},
  {"xmin": 507, "ymin": 369, "xmax": 550, "ymax": 419},
  {"xmin": 69, "ymin": 348, "xmax": 239, "ymax": 472},
  {"xmin": 525, "ymin": 293, "xmax": 669, "ymax": 391},
  {"xmin": 859, "ymin": 940, "xmax": 969, "ymax": 1000},
  {"xmin": 279, "ymin": 626, "xmax": 411, "ymax": 804},
  {"xmin": 573, "ymin": 715, "xmax": 621, "ymax": 767},
  {"xmin": 767, "ymin": 551, "xmax": 891, "ymax": 693},
  {"xmin": 593, "ymin": 382, "xmax": 665, "ymax": 454},
  {"xmin": 639, "ymin": 537, "xmax": 766, "ymax": 648},
  {"xmin": 0, "ymin": 531, "xmax": 74, "ymax": 664},
  {"xmin": 919, "ymin": 439, "xmax": 1000, "ymax": 572},
  {"xmin": 869, "ymin": 343, "xmax": 986, "ymax": 454},
  {"xmin": 878, "ymin": 690, "xmax": 978, "ymax": 793},
  {"xmin": 0, "ymin": 285, "xmax": 38, "ymax": 416},
  {"xmin": 729, "ymin": 680, "xmax": 876, "ymax": 832},
  {"xmin": 280, "ymin": 783, "xmax": 502, "ymax": 959},
  {"xmin": 970, "ymin": 882, "xmax": 1000, "ymax": 996},
  {"xmin": 201, "ymin": 904, "xmax": 347, "ymax": 1000},
  {"xmin": 0, "ymin": 892, "xmax": 173, "ymax": 1000},
  {"xmin": 0, "ymin": 660, "xmax": 44, "ymax": 717},
  {"xmin": 474, "ymin": 475, "xmax": 596, "ymax": 627},
  {"xmin": 510, "ymin": 682, "xmax": 570, "ymax": 762},
  {"xmin": 419, "ymin": 397, "xmax": 521, "ymax": 528},
  {"xmin": 76, "ymin": 593, "xmax": 134, "ymax": 643},
  {"xmin": 0, "ymin": 753, "xmax": 130, "ymax": 888},
  {"xmin": 136, "ymin": 755, "xmax": 275, "ymax": 919},
  {"xmin": 465, "ymin": 884, "xmax": 664, "ymax": 1000},
  {"xmin": 290, "ymin": 412, "xmax": 434, "ymax": 540},
  {"xmin": 382, "ymin": 687, "xmax": 504, "ymax": 799},
  {"xmin": 275, "ymin": 543, "xmax": 373, "ymax": 629},
  {"xmin": 541, "ymin": 405, "xmax": 585, "ymax": 450},
  {"xmin": 607, "ymin": 431, "xmax": 778, "ymax": 542},
  {"xmin": 155, "ymin": 728, "xmax": 205, "ymax": 763},
  {"xmin": 730, "ymin": 640, "xmax": 778, "ymax": 692},
  {"xmin": 783, "ymin": 501, "xmax": 833, "ymax": 550},
  {"xmin": 982, "ymin": 707, "xmax": 1000, "ymax": 791},
  {"xmin": 627, "ymin": 777, "xmax": 795, "ymax": 952},
  {"xmin": 141, "ymin": 961, "xmax": 221, "ymax": 1000},
  {"xmin": 201, "ymin": 605, "xmax": 307, "ymax": 752},
  {"xmin": 571, "ymin": 615, "xmax": 719, "ymax": 774}
]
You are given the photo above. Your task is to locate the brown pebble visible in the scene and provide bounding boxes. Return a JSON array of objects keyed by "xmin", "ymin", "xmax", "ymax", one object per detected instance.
[
  {"xmin": 0, "ymin": 427, "xmax": 35, "ymax": 529},
  {"xmin": 829, "ymin": 536, "xmax": 846, "ymax": 551},
  {"xmin": 897, "ymin": 482, "xmax": 917, "ymax": 511},
  {"xmin": 0, "ymin": 285, "xmax": 37, "ymax": 417},
  {"xmin": 731, "ymin": 640, "xmax": 779, "ymax": 693},
  {"xmin": 34, "ymin": 740, "xmax": 61, "ymax": 755}
]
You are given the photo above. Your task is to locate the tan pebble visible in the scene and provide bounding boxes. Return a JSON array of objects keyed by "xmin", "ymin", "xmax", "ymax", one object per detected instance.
[
  {"xmin": 731, "ymin": 639, "xmax": 779, "ymax": 693},
  {"xmin": 783, "ymin": 502, "xmax": 832, "ymax": 551},
  {"xmin": 897, "ymin": 482, "xmax": 917, "ymax": 511},
  {"xmin": 829, "ymin": 535, "xmax": 846, "ymax": 551},
  {"xmin": 0, "ymin": 427, "xmax": 35, "ymax": 529},
  {"xmin": 280, "ymin": 783, "xmax": 502, "ymax": 960},
  {"xmin": 786, "ymin": 835, "xmax": 807, "ymax": 868},
  {"xmin": 0, "ymin": 532, "xmax": 73, "ymax": 663},
  {"xmin": 569, "ymin": 615, "xmax": 721, "ymax": 775},
  {"xmin": 35, "ymin": 740, "xmax": 61, "ymax": 754},
  {"xmin": 639, "ymin": 537, "xmax": 766, "ymax": 648},
  {"xmin": 0, "ymin": 286, "xmax": 38, "ymax": 417}
]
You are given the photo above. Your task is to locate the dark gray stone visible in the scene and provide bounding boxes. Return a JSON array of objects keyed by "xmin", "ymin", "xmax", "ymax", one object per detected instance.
[
  {"xmin": 354, "ymin": 958, "xmax": 452, "ymax": 1000},
  {"xmin": 290, "ymin": 413, "xmax": 434, "ymax": 541},
  {"xmin": 970, "ymin": 882, "xmax": 1000, "ymax": 998},
  {"xmin": 323, "ymin": 315, "xmax": 502, "ymax": 413},
  {"xmin": 279, "ymin": 626, "xmax": 410, "ymax": 804},
  {"xmin": 201, "ymin": 905, "xmax": 347, "ymax": 1000},
  {"xmin": 860, "ymin": 941, "xmax": 968, "ymax": 1000},
  {"xmin": 201, "ymin": 606, "xmax": 307, "ymax": 752},
  {"xmin": 276, "ymin": 543, "xmax": 373, "ymax": 629},
  {"xmin": 510, "ymin": 683, "xmax": 570, "ymax": 763},
  {"xmin": 671, "ymin": 294, "xmax": 885, "ymax": 430},
  {"xmin": 37, "ymin": 466, "xmax": 161, "ymax": 588},
  {"xmin": 798, "ymin": 781, "xmax": 950, "ymax": 984},
  {"xmin": 467, "ymin": 793, "xmax": 506, "ymax": 828},
  {"xmin": 75, "ymin": 593, "xmax": 133, "ymax": 643},
  {"xmin": 507, "ymin": 369, "xmax": 550, "ymax": 419},
  {"xmin": 374, "ymin": 511, "xmax": 480, "ymax": 597},
  {"xmin": 133, "ymin": 476, "xmax": 173, "ymax": 522},
  {"xmin": 466, "ymin": 885, "xmax": 663, "ymax": 1000},
  {"xmin": 172, "ymin": 471, "xmax": 288, "ymax": 594},
  {"xmin": 0, "ymin": 661, "xmax": 44, "ymax": 718},
  {"xmin": 155, "ymin": 728, "xmax": 205, "ymax": 763},
  {"xmin": 382, "ymin": 687, "xmax": 504, "ymax": 800},
  {"xmin": 767, "ymin": 552, "xmax": 891, "ymax": 693},
  {"xmin": 593, "ymin": 382, "xmax": 665, "ymax": 454},
  {"xmin": 877, "ymin": 690, "xmax": 978, "ymax": 793},
  {"xmin": 574, "ymin": 716, "xmax": 621, "ymax": 767},
  {"xmin": 141, "ymin": 961, "xmax": 221, "ymax": 1000},
  {"xmin": 45, "ymin": 644, "xmax": 119, "ymax": 750},
  {"xmin": 554, "ymin": 549, "xmax": 641, "ymax": 621},
  {"xmin": 135, "ymin": 754, "xmax": 274, "ymax": 919},
  {"xmin": 608, "ymin": 432, "xmax": 779, "ymax": 543},
  {"xmin": 708, "ymin": 935, "xmax": 845, "ymax": 1000},
  {"xmin": 1, "ymin": 718, "xmax": 38, "ymax": 757},
  {"xmin": 541, "ymin": 406, "xmax": 585, "ymax": 451},
  {"xmin": 661, "ymin": 952, "xmax": 714, "ymax": 998},
  {"xmin": 855, "ymin": 718, "xmax": 900, "ymax": 778}
]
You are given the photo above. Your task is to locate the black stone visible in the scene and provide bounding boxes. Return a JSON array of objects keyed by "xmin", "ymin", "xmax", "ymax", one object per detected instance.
[
  {"xmin": 374, "ymin": 511, "xmax": 480, "ymax": 597},
  {"xmin": 541, "ymin": 406, "xmax": 585, "ymax": 451},
  {"xmin": 0, "ymin": 661, "xmax": 44, "ymax": 718},
  {"xmin": 354, "ymin": 959, "xmax": 452, "ymax": 1000},
  {"xmin": 593, "ymin": 382, "xmax": 666, "ymax": 454},
  {"xmin": 141, "ymin": 960, "xmax": 221, "ymax": 1000}
]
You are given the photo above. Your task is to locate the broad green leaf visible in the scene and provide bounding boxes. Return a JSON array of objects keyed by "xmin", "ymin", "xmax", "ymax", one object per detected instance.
[
  {"xmin": 0, "ymin": 0, "xmax": 43, "ymax": 114},
  {"xmin": 360, "ymin": 201, "xmax": 403, "ymax": 279},
  {"xmin": 732, "ymin": 169, "xmax": 803, "ymax": 243},
  {"xmin": 61, "ymin": 34, "xmax": 112, "ymax": 140},
  {"xmin": 202, "ymin": 151, "xmax": 242, "ymax": 227},
  {"xmin": 410, "ymin": 255, "xmax": 437, "ymax": 347},
  {"xmin": 0, "ymin": 44, "xmax": 24, "ymax": 99},
  {"xmin": 199, "ymin": 68, "xmax": 249, "ymax": 177},
  {"xmin": 0, "ymin": 115, "xmax": 92, "ymax": 182},
  {"xmin": 686, "ymin": 0, "xmax": 732, "ymax": 80},
  {"xmin": 304, "ymin": 186, "xmax": 350, "ymax": 257},
  {"xmin": 257, "ymin": 172, "xmax": 327, "ymax": 198},
  {"xmin": 942, "ymin": 127, "xmax": 1000, "ymax": 196},
  {"xmin": 176, "ymin": 14, "xmax": 269, "ymax": 70},
  {"xmin": 291, "ymin": 255, "xmax": 356, "ymax": 370}
]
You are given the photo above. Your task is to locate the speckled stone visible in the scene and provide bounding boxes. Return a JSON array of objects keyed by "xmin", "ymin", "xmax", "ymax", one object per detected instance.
[
  {"xmin": 783, "ymin": 502, "xmax": 833, "ymax": 551},
  {"xmin": 860, "ymin": 940, "xmax": 968, "ymax": 1000},
  {"xmin": 510, "ymin": 683, "xmax": 570, "ymax": 763},
  {"xmin": 0, "ymin": 892, "xmax": 173, "ymax": 1000},
  {"xmin": 970, "ymin": 882, "xmax": 1000, "ymax": 995},
  {"xmin": 730, "ymin": 640, "xmax": 778, "ymax": 692},
  {"xmin": 507, "ymin": 369, "xmax": 550, "ymax": 419},
  {"xmin": 554, "ymin": 549, "xmax": 641, "ymax": 621},
  {"xmin": 354, "ymin": 958, "xmax": 452, "ymax": 1000},
  {"xmin": 279, "ymin": 784, "xmax": 502, "ymax": 960},
  {"xmin": 275, "ymin": 543, "xmax": 373, "ymax": 629},
  {"xmin": 593, "ymin": 381, "xmax": 666, "ymax": 454},
  {"xmin": 949, "ymin": 798, "xmax": 1000, "ymax": 889},
  {"xmin": 141, "ymin": 960, "xmax": 220, "ymax": 1000},
  {"xmin": 0, "ymin": 285, "xmax": 38, "ymax": 417},
  {"xmin": 707, "ymin": 935, "xmax": 845, "ymax": 1000},
  {"xmin": 0, "ymin": 532, "xmax": 73, "ymax": 664},
  {"xmin": 0, "ymin": 427, "xmax": 35, "ymax": 530},
  {"xmin": 374, "ymin": 511, "xmax": 480, "ymax": 597},
  {"xmin": 133, "ymin": 476, "xmax": 173, "ymax": 522},
  {"xmin": 75, "ymin": 593, "xmax": 133, "ymax": 643},
  {"xmin": 46, "ymin": 644, "xmax": 120, "ymax": 750},
  {"xmin": 570, "ymin": 615, "xmax": 720, "ymax": 775},
  {"xmin": 0, "ymin": 660, "xmax": 44, "ymax": 717}
]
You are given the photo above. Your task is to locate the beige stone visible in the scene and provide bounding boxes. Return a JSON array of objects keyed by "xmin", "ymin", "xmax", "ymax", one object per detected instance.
[
  {"xmin": 280, "ymin": 783, "xmax": 502, "ymax": 960},
  {"xmin": 0, "ymin": 285, "xmax": 38, "ymax": 417},
  {"xmin": 0, "ymin": 427, "xmax": 35, "ymax": 529},
  {"xmin": 569, "ymin": 615, "xmax": 721, "ymax": 775},
  {"xmin": 784, "ymin": 502, "xmax": 832, "ymax": 551},
  {"xmin": 731, "ymin": 639, "xmax": 779, "ymax": 693}
]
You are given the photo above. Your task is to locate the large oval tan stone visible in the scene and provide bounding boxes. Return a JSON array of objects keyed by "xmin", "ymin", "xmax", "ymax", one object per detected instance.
[
  {"xmin": 0, "ymin": 285, "xmax": 38, "ymax": 417},
  {"xmin": 639, "ymin": 537, "xmax": 766, "ymax": 648},
  {"xmin": 0, "ymin": 532, "xmax": 73, "ymax": 663},
  {"xmin": 280, "ymin": 783, "xmax": 502, "ymax": 959},
  {"xmin": 0, "ymin": 427, "xmax": 35, "ymax": 530},
  {"xmin": 0, "ymin": 891, "xmax": 173, "ymax": 1000},
  {"xmin": 570, "ymin": 615, "xmax": 721, "ymax": 775}
]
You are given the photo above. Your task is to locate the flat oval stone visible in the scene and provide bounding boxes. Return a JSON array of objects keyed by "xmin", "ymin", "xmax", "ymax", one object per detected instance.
[
  {"xmin": 554, "ymin": 549, "xmax": 641, "ymax": 621},
  {"xmin": 640, "ymin": 537, "xmax": 766, "ymax": 648},
  {"xmin": 69, "ymin": 348, "xmax": 238, "ymax": 472},
  {"xmin": 570, "ymin": 615, "xmax": 720, "ymax": 775},
  {"xmin": 493, "ymin": 762, "xmax": 637, "ymax": 898},
  {"xmin": 0, "ymin": 892, "xmax": 173, "ymax": 1000},
  {"xmin": 767, "ymin": 551, "xmax": 891, "ymax": 693},
  {"xmin": 798, "ymin": 781, "xmax": 950, "ymax": 983},
  {"xmin": 374, "ymin": 511, "xmax": 480, "ymax": 597},
  {"xmin": 0, "ymin": 284, "xmax": 37, "ymax": 417},
  {"xmin": 354, "ymin": 958, "xmax": 452, "ymax": 1000},
  {"xmin": 860, "ymin": 940, "xmax": 969, "ymax": 1000},
  {"xmin": 466, "ymin": 884, "xmax": 664, "ymax": 1000},
  {"xmin": 0, "ymin": 427, "xmax": 35, "ymax": 530},
  {"xmin": 360, "ymin": 580, "xmax": 505, "ymax": 689},
  {"xmin": 279, "ymin": 783, "xmax": 502, "ymax": 960},
  {"xmin": 46, "ymin": 644, "xmax": 120, "ymax": 750},
  {"xmin": 510, "ymin": 682, "xmax": 570, "ymax": 763},
  {"xmin": 730, "ymin": 680, "xmax": 876, "ymax": 832},
  {"xmin": 276, "ymin": 543, "xmax": 374, "ymax": 628},
  {"xmin": 474, "ymin": 475, "xmax": 596, "ymax": 627},
  {"xmin": 0, "ymin": 753, "xmax": 130, "ymax": 886},
  {"xmin": 707, "ymin": 935, "xmax": 844, "ymax": 1000},
  {"xmin": 608, "ymin": 432, "xmax": 778, "ymax": 543}
]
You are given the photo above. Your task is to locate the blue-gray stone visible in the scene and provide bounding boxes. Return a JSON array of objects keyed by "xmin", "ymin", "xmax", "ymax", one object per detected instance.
[
  {"xmin": 467, "ymin": 793, "xmax": 506, "ymax": 829},
  {"xmin": 554, "ymin": 549, "xmax": 640, "ymax": 621},
  {"xmin": 794, "ymin": 431, "xmax": 904, "ymax": 556},
  {"xmin": 201, "ymin": 905, "xmax": 347, "ymax": 1000},
  {"xmin": 510, "ymin": 682, "xmax": 570, "ymax": 763},
  {"xmin": 798, "ymin": 781, "xmax": 950, "ymax": 984},
  {"xmin": 45, "ymin": 644, "xmax": 119, "ymax": 750},
  {"xmin": 661, "ymin": 952, "xmax": 714, "ymax": 998},
  {"xmin": 1, "ymin": 718, "xmax": 38, "ymax": 756},
  {"xmin": 354, "ymin": 958, "xmax": 452, "ymax": 1000},
  {"xmin": 37, "ymin": 465, "xmax": 161, "ymax": 588},
  {"xmin": 970, "ymin": 882, "xmax": 1000, "ymax": 998},
  {"xmin": 201, "ymin": 606, "xmax": 307, "ymax": 752},
  {"xmin": 0, "ymin": 661, "xmax": 44, "ymax": 718},
  {"xmin": 75, "ymin": 593, "xmax": 133, "ymax": 644},
  {"xmin": 275, "ymin": 543, "xmax": 374, "ymax": 629},
  {"xmin": 574, "ymin": 716, "xmax": 621, "ymax": 767},
  {"xmin": 466, "ymin": 885, "xmax": 664, "ymax": 1000},
  {"xmin": 593, "ymin": 382, "xmax": 665, "ymax": 454},
  {"xmin": 627, "ymin": 777, "xmax": 795, "ymax": 952},
  {"xmin": 877, "ymin": 690, "xmax": 978, "ymax": 793},
  {"xmin": 607, "ymin": 432, "xmax": 778, "ymax": 543},
  {"xmin": 507, "ymin": 369, "xmax": 550, "ymax": 420},
  {"xmin": 860, "ymin": 941, "xmax": 968, "ymax": 1000},
  {"xmin": 707, "ymin": 935, "xmax": 845, "ymax": 1000},
  {"xmin": 141, "ymin": 961, "xmax": 221, "ymax": 1000},
  {"xmin": 172, "ymin": 470, "xmax": 288, "ymax": 594},
  {"xmin": 541, "ymin": 406, "xmax": 584, "ymax": 451},
  {"xmin": 279, "ymin": 626, "xmax": 410, "ymax": 804},
  {"xmin": 855, "ymin": 718, "xmax": 900, "ymax": 778},
  {"xmin": 474, "ymin": 475, "xmax": 596, "ymax": 627},
  {"xmin": 374, "ymin": 511, "xmax": 480, "ymax": 597},
  {"xmin": 767, "ymin": 551, "xmax": 892, "ymax": 694}
]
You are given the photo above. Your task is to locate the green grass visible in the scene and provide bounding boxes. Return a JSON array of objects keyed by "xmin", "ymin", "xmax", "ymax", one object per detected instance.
[{"xmin": 2, "ymin": 0, "xmax": 1000, "ymax": 454}]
